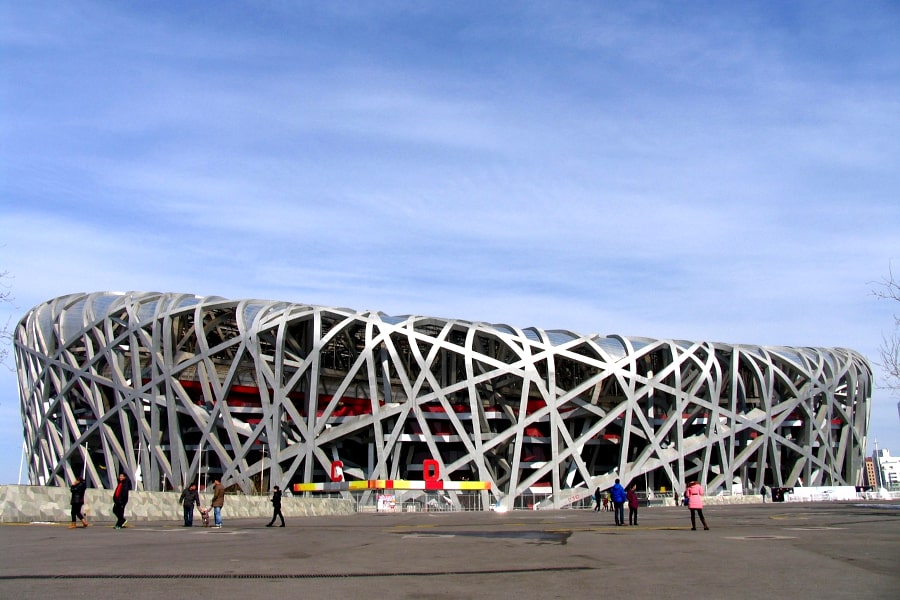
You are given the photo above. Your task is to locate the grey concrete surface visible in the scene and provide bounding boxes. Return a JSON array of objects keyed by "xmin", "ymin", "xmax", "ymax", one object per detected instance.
[{"xmin": 1, "ymin": 501, "xmax": 897, "ymax": 599}]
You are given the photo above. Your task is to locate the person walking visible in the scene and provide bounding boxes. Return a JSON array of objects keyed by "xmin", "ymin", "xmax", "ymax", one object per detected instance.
[
  {"xmin": 593, "ymin": 487, "xmax": 602, "ymax": 512},
  {"xmin": 610, "ymin": 478, "xmax": 627, "ymax": 526},
  {"xmin": 685, "ymin": 480, "xmax": 709, "ymax": 530},
  {"xmin": 266, "ymin": 485, "xmax": 285, "ymax": 527},
  {"xmin": 626, "ymin": 483, "xmax": 639, "ymax": 526},
  {"xmin": 211, "ymin": 479, "xmax": 225, "ymax": 528},
  {"xmin": 179, "ymin": 483, "xmax": 201, "ymax": 527},
  {"xmin": 112, "ymin": 472, "xmax": 131, "ymax": 529},
  {"xmin": 69, "ymin": 476, "xmax": 89, "ymax": 528},
  {"xmin": 760, "ymin": 485, "xmax": 768, "ymax": 503}
]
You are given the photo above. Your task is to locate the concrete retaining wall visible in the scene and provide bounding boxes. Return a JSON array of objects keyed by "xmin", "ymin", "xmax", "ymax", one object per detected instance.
[
  {"xmin": 643, "ymin": 494, "xmax": 764, "ymax": 508},
  {"xmin": 0, "ymin": 485, "xmax": 355, "ymax": 523},
  {"xmin": 691, "ymin": 494, "xmax": 764, "ymax": 506}
]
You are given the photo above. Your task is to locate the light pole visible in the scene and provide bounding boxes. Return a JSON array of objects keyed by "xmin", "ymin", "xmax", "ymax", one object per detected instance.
[
  {"xmin": 18, "ymin": 440, "xmax": 27, "ymax": 485},
  {"xmin": 198, "ymin": 444, "xmax": 207, "ymax": 491},
  {"xmin": 261, "ymin": 444, "xmax": 267, "ymax": 495}
]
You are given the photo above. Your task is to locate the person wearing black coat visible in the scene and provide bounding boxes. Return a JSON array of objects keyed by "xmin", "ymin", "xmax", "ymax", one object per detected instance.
[
  {"xmin": 112, "ymin": 472, "xmax": 132, "ymax": 529},
  {"xmin": 266, "ymin": 486, "xmax": 285, "ymax": 527},
  {"xmin": 178, "ymin": 484, "xmax": 201, "ymax": 526},
  {"xmin": 69, "ymin": 477, "xmax": 89, "ymax": 528}
]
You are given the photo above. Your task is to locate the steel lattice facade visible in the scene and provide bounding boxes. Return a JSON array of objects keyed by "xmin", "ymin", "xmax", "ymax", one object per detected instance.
[{"xmin": 15, "ymin": 292, "xmax": 872, "ymax": 509}]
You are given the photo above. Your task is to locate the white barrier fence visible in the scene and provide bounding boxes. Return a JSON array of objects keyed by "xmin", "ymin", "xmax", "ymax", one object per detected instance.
[{"xmin": 345, "ymin": 487, "xmax": 900, "ymax": 513}]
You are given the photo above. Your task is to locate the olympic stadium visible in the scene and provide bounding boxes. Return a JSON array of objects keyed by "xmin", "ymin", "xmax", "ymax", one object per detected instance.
[{"xmin": 14, "ymin": 292, "xmax": 872, "ymax": 509}]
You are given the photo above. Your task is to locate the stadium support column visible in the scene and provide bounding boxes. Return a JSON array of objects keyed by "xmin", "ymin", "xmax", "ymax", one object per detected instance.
[
  {"xmin": 303, "ymin": 348, "xmax": 319, "ymax": 487},
  {"xmin": 380, "ymin": 348, "xmax": 392, "ymax": 405},
  {"xmin": 270, "ymin": 403, "xmax": 282, "ymax": 489}
]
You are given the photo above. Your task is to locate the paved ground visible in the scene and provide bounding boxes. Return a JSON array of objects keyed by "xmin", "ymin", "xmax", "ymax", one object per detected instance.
[{"xmin": 1, "ymin": 501, "xmax": 898, "ymax": 599}]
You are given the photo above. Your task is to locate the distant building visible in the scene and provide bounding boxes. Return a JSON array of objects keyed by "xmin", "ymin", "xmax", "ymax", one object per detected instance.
[
  {"xmin": 15, "ymin": 292, "xmax": 874, "ymax": 509},
  {"xmin": 875, "ymin": 449, "xmax": 900, "ymax": 490},
  {"xmin": 864, "ymin": 456, "xmax": 878, "ymax": 488}
]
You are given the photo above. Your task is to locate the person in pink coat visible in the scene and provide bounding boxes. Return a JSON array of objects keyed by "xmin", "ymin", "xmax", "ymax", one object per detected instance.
[{"xmin": 685, "ymin": 480, "xmax": 709, "ymax": 530}]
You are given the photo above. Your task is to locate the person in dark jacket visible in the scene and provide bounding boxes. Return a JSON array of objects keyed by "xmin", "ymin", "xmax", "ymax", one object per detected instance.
[
  {"xmin": 112, "ymin": 472, "xmax": 131, "ymax": 529},
  {"xmin": 266, "ymin": 485, "xmax": 285, "ymax": 527},
  {"xmin": 626, "ymin": 483, "xmax": 640, "ymax": 526},
  {"xmin": 593, "ymin": 487, "xmax": 602, "ymax": 512},
  {"xmin": 610, "ymin": 479, "xmax": 627, "ymax": 526},
  {"xmin": 179, "ymin": 483, "xmax": 201, "ymax": 526},
  {"xmin": 69, "ymin": 477, "xmax": 89, "ymax": 528},
  {"xmin": 211, "ymin": 479, "xmax": 225, "ymax": 527}
]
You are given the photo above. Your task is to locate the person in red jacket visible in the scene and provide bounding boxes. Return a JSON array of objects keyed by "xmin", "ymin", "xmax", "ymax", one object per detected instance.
[
  {"xmin": 626, "ymin": 483, "xmax": 640, "ymax": 526},
  {"xmin": 112, "ymin": 472, "xmax": 131, "ymax": 529},
  {"xmin": 685, "ymin": 480, "xmax": 709, "ymax": 530}
]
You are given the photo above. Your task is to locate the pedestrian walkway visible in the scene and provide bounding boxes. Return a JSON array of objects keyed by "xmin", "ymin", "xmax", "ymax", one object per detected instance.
[{"xmin": 1, "ymin": 501, "xmax": 897, "ymax": 599}]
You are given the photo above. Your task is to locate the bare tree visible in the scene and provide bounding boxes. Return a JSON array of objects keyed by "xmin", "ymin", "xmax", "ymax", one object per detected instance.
[{"xmin": 874, "ymin": 264, "xmax": 900, "ymax": 393}]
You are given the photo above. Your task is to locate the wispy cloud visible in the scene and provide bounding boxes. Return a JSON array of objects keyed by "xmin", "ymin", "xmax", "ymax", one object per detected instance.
[{"xmin": 1, "ymin": 1, "xmax": 899, "ymax": 483}]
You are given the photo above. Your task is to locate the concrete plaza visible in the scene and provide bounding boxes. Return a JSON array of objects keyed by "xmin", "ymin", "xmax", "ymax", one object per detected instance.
[{"xmin": 0, "ymin": 501, "xmax": 897, "ymax": 599}]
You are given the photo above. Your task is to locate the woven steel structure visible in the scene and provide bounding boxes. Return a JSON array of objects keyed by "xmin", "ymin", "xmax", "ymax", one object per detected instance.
[{"xmin": 15, "ymin": 292, "xmax": 872, "ymax": 509}]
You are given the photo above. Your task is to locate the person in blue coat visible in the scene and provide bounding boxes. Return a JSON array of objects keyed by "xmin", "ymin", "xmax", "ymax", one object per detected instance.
[{"xmin": 610, "ymin": 479, "xmax": 627, "ymax": 526}]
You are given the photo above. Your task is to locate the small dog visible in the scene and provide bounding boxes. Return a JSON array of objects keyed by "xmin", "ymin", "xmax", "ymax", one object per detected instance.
[{"xmin": 199, "ymin": 507, "xmax": 210, "ymax": 527}]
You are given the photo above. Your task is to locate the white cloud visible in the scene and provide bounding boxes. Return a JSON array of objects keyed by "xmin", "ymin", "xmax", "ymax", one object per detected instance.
[{"xmin": 2, "ymin": 1, "xmax": 899, "ymax": 484}]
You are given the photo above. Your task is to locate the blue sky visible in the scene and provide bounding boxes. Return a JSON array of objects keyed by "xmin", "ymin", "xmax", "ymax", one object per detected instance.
[{"xmin": 1, "ymin": 1, "xmax": 898, "ymax": 484}]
